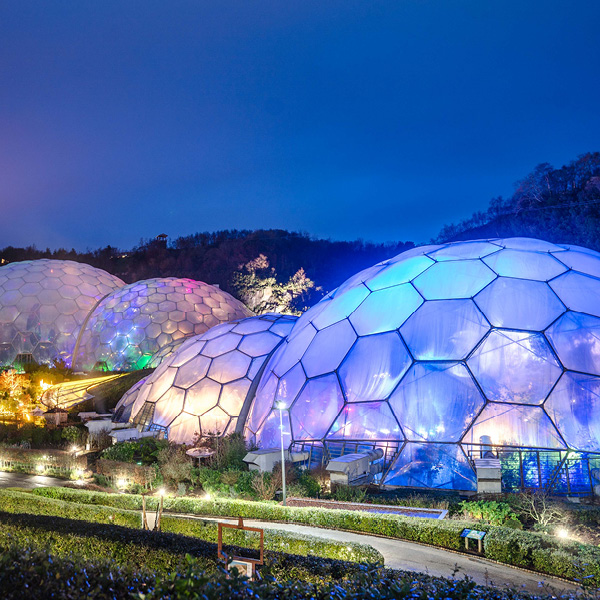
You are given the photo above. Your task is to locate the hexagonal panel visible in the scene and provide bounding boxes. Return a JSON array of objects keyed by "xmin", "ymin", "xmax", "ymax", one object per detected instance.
[
  {"xmin": 290, "ymin": 374, "xmax": 345, "ymax": 440},
  {"xmin": 413, "ymin": 260, "xmax": 496, "ymax": 300},
  {"xmin": 327, "ymin": 402, "xmax": 402, "ymax": 441},
  {"xmin": 255, "ymin": 407, "xmax": 291, "ymax": 449},
  {"xmin": 483, "ymin": 249, "xmax": 566, "ymax": 280},
  {"xmin": 301, "ymin": 319, "xmax": 356, "ymax": 377},
  {"xmin": 389, "ymin": 362, "xmax": 485, "ymax": 442},
  {"xmin": 208, "ymin": 350, "xmax": 251, "ymax": 384},
  {"xmin": 546, "ymin": 312, "xmax": 600, "ymax": 376},
  {"xmin": 185, "ymin": 378, "xmax": 221, "ymax": 414},
  {"xmin": 400, "ymin": 299, "xmax": 489, "ymax": 360},
  {"xmin": 550, "ymin": 271, "xmax": 600, "ymax": 318},
  {"xmin": 364, "ymin": 255, "xmax": 434, "ymax": 291},
  {"xmin": 545, "ymin": 372, "xmax": 600, "ymax": 452},
  {"xmin": 475, "ymin": 278, "xmax": 565, "ymax": 330},
  {"xmin": 384, "ymin": 443, "xmax": 475, "ymax": 490},
  {"xmin": 468, "ymin": 330, "xmax": 562, "ymax": 404},
  {"xmin": 168, "ymin": 413, "xmax": 201, "ymax": 444},
  {"xmin": 339, "ymin": 332, "xmax": 411, "ymax": 402},
  {"xmin": 464, "ymin": 403, "xmax": 566, "ymax": 449},
  {"xmin": 552, "ymin": 249, "xmax": 600, "ymax": 278},
  {"xmin": 349, "ymin": 284, "xmax": 423, "ymax": 335},
  {"xmin": 200, "ymin": 405, "xmax": 230, "ymax": 436}
]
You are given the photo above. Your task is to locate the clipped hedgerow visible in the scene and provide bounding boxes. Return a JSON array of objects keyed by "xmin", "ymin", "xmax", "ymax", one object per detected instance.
[
  {"xmin": 0, "ymin": 489, "xmax": 381, "ymax": 565},
  {"xmin": 31, "ymin": 486, "xmax": 600, "ymax": 587},
  {"xmin": 0, "ymin": 541, "xmax": 593, "ymax": 600}
]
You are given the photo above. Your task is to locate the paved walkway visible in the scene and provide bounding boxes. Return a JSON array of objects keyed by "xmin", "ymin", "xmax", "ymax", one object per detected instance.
[
  {"xmin": 201, "ymin": 515, "xmax": 581, "ymax": 596},
  {"xmin": 0, "ymin": 471, "xmax": 66, "ymax": 489}
]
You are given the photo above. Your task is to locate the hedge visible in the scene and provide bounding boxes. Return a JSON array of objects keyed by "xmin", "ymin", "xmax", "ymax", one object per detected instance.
[
  {"xmin": 0, "ymin": 541, "xmax": 590, "ymax": 600},
  {"xmin": 0, "ymin": 447, "xmax": 86, "ymax": 478},
  {"xmin": 32, "ymin": 486, "xmax": 600, "ymax": 588},
  {"xmin": 0, "ymin": 489, "xmax": 381, "ymax": 565},
  {"xmin": 0, "ymin": 510, "xmax": 372, "ymax": 584}
]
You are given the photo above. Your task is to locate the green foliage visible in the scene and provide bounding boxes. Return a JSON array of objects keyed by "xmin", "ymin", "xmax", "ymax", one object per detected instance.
[
  {"xmin": 0, "ymin": 488, "xmax": 380, "ymax": 565},
  {"xmin": 459, "ymin": 500, "xmax": 523, "ymax": 528},
  {"xmin": 231, "ymin": 254, "xmax": 317, "ymax": 314},
  {"xmin": 331, "ymin": 485, "xmax": 368, "ymax": 503},
  {"xmin": 32, "ymin": 486, "xmax": 600, "ymax": 586},
  {"xmin": 0, "ymin": 423, "xmax": 63, "ymax": 448},
  {"xmin": 100, "ymin": 437, "xmax": 168, "ymax": 465},
  {"xmin": 157, "ymin": 444, "xmax": 192, "ymax": 487},
  {"xmin": 206, "ymin": 433, "xmax": 250, "ymax": 470},
  {"xmin": 2, "ymin": 541, "xmax": 587, "ymax": 600},
  {"xmin": 61, "ymin": 425, "xmax": 80, "ymax": 444}
]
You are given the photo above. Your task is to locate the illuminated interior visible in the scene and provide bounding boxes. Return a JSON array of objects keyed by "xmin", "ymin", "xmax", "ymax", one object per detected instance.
[
  {"xmin": 243, "ymin": 238, "xmax": 600, "ymax": 491},
  {"xmin": 73, "ymin": 277, "xmax": 252, "ymax": 372},
  {"xmin": 114, "ymin": 313, "xmax": 297, "ymax": 443},
  {"xmin": 0, "ymin": 259, "xmax": 124, "ymax": 367}
]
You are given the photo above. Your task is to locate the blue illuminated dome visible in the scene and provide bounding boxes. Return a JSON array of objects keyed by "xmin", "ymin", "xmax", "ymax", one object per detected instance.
[
  {"xmin": 0, "ymin": 259, "xmax": 125, "ymax": 367},
  {"xmin": 115, "ymin": 314, "xmax": 297, "ymax": 444},
  {"xmin": 246, "ymin": 238, "xmax": 600, "ymax": 491},
  {"xmin": 73, "ymin": 277, "xmax": 252, "ymax": 371}
]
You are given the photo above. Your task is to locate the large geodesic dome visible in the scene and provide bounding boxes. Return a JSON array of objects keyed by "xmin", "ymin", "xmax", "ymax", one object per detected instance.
[
  {"xmin": 245, "ymin": 238, "xmax": 600, "ymax": 492},
  {"xmin": 73, "ymin": 277, "xmax": 252, "ymax": 372},
  {"xmin": 0, "ymin": 259, "xmax": 124, "ymax": 367},
  {"xmin": 116, "ymin": 313, "xmax": 297, "ymax": 443}
]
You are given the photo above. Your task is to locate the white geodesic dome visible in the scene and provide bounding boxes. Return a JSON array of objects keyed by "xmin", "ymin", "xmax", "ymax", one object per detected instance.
[
  {"xmin": 119, "ymin": 313, "xmax": 297, "ymax": 444},
  {"xmin": 0, "ymin": 259, "xmax": 125, "ymax": 367},
  {"xmin": 73, "ymin": 278, "xmax": 252, "ymax": 372},
  {"xmin": 245, "ymin": 238, "xmax": 600, "ymax": 491}
]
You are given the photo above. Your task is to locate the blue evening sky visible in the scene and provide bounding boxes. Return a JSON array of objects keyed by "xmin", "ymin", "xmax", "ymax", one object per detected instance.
[{"xmin": 1, "ymin": 1, "xmax": 599, "ymax": 250}]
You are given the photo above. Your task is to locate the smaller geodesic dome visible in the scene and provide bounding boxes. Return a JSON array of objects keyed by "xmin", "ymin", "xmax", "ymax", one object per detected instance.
[
  {"xmin": 123, "ymin": 313, "xmax": 297, "ymax": 444},
  {"xmin": 0, "ymin": 259, "xmax": 125, "ymax": 367},
  {"xmin": 73, "ymin": 278, "xmax": 252, "ymax": 372},
  {"xmin": 147, "ymin": 337, "xmax": 191, "ymax": 368}
]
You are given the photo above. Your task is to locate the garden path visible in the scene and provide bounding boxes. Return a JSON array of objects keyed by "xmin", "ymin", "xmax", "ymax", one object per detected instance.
[{"xmin": 201, "ymin": 515, "xmax": 583, "ymax": 596}]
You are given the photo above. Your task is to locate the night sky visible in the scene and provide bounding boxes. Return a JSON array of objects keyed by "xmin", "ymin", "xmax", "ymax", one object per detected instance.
[{"xmin": 1, "ymin": 1, "xmax": 599, "ymax": 251}]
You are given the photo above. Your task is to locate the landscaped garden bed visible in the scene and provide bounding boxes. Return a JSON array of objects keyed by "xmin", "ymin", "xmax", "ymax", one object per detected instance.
[
  {"xmin": 286, "ymin": 496, "xmax": 448, "ymax": 519},
  {"xmin": 31, "ymin": 486, "xmax": 600, "ymax": 588}
]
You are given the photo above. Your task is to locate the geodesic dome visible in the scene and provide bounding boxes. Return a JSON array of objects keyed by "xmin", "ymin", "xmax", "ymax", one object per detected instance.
[
  {"xmin": 246, "ymin": 238, "xmax": 600, "ymax": 492},
  {"xmin": 0, "ymin": 259, "xmax": 124, "ymax": 367},
  {"xmin": 120, "ymin": 313, "xmax": 297, "ymax": 444},
  {"xmin": 73, "ymin": 278, "xmax": 252, "ymax": 372},
  {"xmin": 112, "ymin": 376, "xmax": 149, "ymax": 423},
  {"xmin": 147, "ymin": 337, "xmax": 191, "ymax": 369}
]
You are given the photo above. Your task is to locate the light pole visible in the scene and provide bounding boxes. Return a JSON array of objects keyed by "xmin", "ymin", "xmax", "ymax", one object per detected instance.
[{"xmin": 276, "ymin": 401, "xmax": 287, "ymax": 506}]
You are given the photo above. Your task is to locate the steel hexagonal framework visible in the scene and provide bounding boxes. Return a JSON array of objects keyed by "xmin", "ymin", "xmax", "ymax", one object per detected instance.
[
  {"xmin": 243, "ymin": 238, "xmax": 600, "ymax": 492},
  {"xmin": 0, "ymin": 259, "xmax": 125, "ymax": 367},
  {"xmin": 73, "ymin": 277, "xmax": 253, "ymax": 371},
  {"xmin": 114, "ymin": 314, "xmax": 297, "ymax": 444}
]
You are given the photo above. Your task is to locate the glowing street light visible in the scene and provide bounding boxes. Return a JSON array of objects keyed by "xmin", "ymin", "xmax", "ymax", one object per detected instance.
[{"xmin": 275, "ymin": 400, "xmax": 287, "ymax": 506}]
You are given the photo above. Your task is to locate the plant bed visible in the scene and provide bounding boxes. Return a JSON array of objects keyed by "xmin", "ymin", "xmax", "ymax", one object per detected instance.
[{"xmin": 286, "ymin": 496, "xmax": 448, "ymax": 519}]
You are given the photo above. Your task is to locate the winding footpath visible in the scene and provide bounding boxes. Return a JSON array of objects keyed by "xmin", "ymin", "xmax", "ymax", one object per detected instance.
[{"xmin": 0, "ymin": 473, "xmax": 584, "ymax": 595}]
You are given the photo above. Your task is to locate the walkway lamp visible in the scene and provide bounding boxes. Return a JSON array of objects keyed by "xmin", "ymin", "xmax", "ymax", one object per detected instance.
[{"xmin": 275, "ymin": 401, "xmax": 287, "ymax": 506}]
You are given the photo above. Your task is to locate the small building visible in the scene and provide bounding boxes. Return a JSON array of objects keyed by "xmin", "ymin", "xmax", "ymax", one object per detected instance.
[{"xmin": 42, "ymin": 408, "xmax": 68, "ymax": 426}]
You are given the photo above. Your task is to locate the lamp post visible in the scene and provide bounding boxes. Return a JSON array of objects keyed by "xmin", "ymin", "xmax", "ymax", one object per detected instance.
[{"xmin": 276, "ymin": 401, "xmax": 287, "ymax": 506}]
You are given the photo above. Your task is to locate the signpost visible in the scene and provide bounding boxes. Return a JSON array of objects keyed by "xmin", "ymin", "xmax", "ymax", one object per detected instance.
[
  {"xmin": 218, "ymin": 517, "xmax": 264, "ymax": 579},
  {"xmin": 460, "ymin": 528, "xmax": 486, "ymax": 553}
]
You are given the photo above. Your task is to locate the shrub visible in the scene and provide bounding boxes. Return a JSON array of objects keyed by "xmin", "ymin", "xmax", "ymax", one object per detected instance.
[
  {"xmin": 32, "ymin": 486, "xmax": 600, "ymax": 586},
  {"xmin": 205, "ymin": 433, "xmax": 249, "ymax": 470},
  {"xmin": 157, "ymin": 444, "xmax": 192, "ymax": 487},
  {"xmin": 459, "ymin": 500, "xmax": 523, "ymax": 528},
  {"xmin": 0, "ymin": 541, "xmax": 591, "ymax": 600},
  {"xmin": 0, "ymin": 489, "xmax": 380, "ymax": 566}
]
